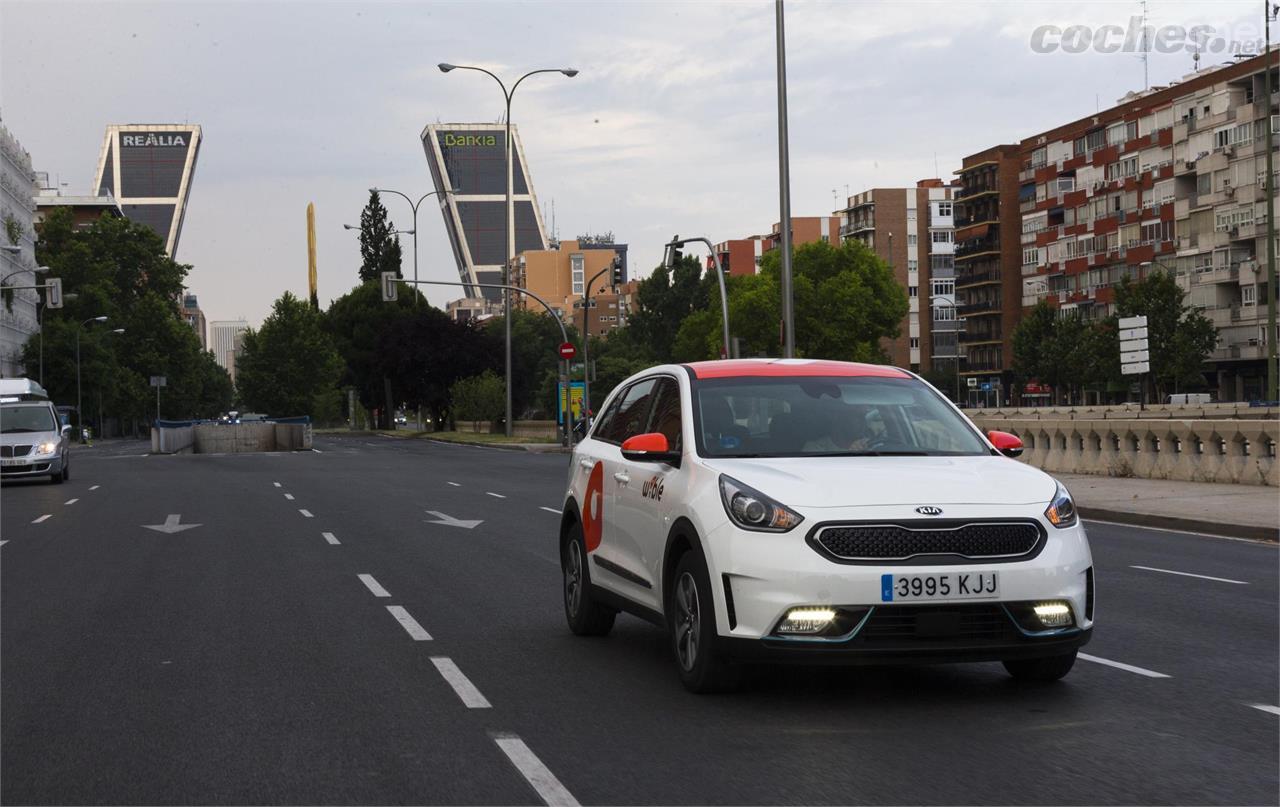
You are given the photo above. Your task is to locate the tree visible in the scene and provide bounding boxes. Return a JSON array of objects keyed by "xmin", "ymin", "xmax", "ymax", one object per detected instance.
[
  {"xmin": 236, "ymin": 292, "xmax": 344, "ymax": 417},
  {"xmin": 451, "ymin": 371, "xmax": 505, "ymax": 424},
  {"xmin": 624, "ymin": 255, "xmax": 713, "ymax": 363},
  {"xmin": 323, "ymin": 281, "xmax": 420, "ymax": 426},
  {"xmin": 357, "ymin": 191, "xmax": 403, "ymax": 283},
  {"xmin": 1112, "ymin": 270, "xmax": 1217, "ymax": 398}
]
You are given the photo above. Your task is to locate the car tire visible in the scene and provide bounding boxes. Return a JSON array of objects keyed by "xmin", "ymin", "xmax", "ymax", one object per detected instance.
[
  {"xmin": 562, "ymin": 522, "xmax": 616, "ymax": 637},
  {"xmin": 669, "ymin": 551, "xmax": 740, "ymax": 693},
  {"xmin": 1003, "ymin": 650, "xmax": 1077, "ymax": 682},
  {"xmin": 62, "ymin": 461, "xmax": 70, "ymax": 482}
]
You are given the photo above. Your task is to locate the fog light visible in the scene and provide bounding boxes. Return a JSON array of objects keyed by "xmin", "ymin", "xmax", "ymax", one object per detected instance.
[
  {"xmin": 778, "ymin": 607, "xmax": 836, "ymax": 635},
  {"xmin": 1033, "ymin": 601, "xmax": 1072, "ymax": 628}
]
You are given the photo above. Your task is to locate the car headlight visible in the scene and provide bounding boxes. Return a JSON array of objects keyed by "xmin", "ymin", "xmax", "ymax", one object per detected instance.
[
  {"xmin": 1044, "ymin": 481, "xmax": 1077, "ymax": 528},
  {"xmin": 718, "ymin": 475, "xmax": 803, "ymax": 532},
  {"xmin": 34, "ymin": 441, "xmax": 58, "ymax": 456}
]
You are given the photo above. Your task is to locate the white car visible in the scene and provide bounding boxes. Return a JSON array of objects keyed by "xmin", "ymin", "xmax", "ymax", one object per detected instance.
[{"xmin": 559, "ymin": 359, "xmax": 1094, "ymax": 692}]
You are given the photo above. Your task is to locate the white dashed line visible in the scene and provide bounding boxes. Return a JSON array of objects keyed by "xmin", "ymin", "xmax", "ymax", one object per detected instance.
[
  {"xmin": 0, "ymin": 540, "xmax": 7, "ymax": 547},
  {"xmin": 322, "ymin": 532, "xmax": 340, "ymax": 545},
  {"xmin": 540, "ymin": 507, "xmax": 561, "ymax": 514},
  {"xmin": 486, "ymin": 492, "xmax": 506, "ymax": 499},
  {"xmin": 284, "ymin": 493, "xmax": 295, "ymax": 500},
  {"xmin": 89, "ymin": 485, "xmax": 100, "ymax": 491},
  {"xmin": 1129, "ymin": 565, "xmax": 1248, "ymax": 585},
  {"xmin": 431, "ymin": 657, "xmax": 492, "ymax": 708},
  {"xmin": 298, "ymin": 509, "xmax": 313, "ymax": 518},
  {"xmin": 273, "ymin": 482, "xmax": 282, "ymax": 488},
  {"xmin": 358, "ymin": 574, "xmax": 391, "ymax": 598},
  {"xmin": 32, "ymin": 514, "xmax": 51, "ymax": 524},
  {"xmin": 386, "ymin": 605, "xmax": 432, "ymax": 640},
  {"xmin": 1248, "ymin": 703, "xmax": 1280, "ymax": 716},
  {"xmin": 447, "ymin": 481, "xmax": 461, "ymax": 487},
  {"xmin": 64, "ymin": 498, "xmax": 78, "ymax": 505},
  {"xmin": 1079, "ymin": 653, "xmax": 1169, "ymax": 678},
  {"xmin": 493, "ymin": 734, "xmax": 580, "ymax": 807},
  {"xmin": 311, "ymin": 448, "xmax": 322, "ymax": 453}
]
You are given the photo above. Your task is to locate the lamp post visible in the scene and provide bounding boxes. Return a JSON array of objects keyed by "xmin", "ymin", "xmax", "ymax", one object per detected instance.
[
  {"xmin": 367, "ymin": 188, "xmax": 454, "ymax": 305},
  {"xmin": 76, "ymin": 316, "xmax": 108, "ymax": 443},
  {"xmin": 775, "ymin": 0, "xmax": 796, "ymax": 358},
  {"xmin": 439, "ymin": 62, "xmax": 578, "ymax": 437},
  {"xmin": 1264, "ymin": 1, "xmax": 1278, "ymax": 402},
  {"xmin": 39, "ymin": 290, "xmax": 78, "ymax": 386},
  {"xmin": 663, "ymin": 235, "xmax": 731, "ymax": 359}
]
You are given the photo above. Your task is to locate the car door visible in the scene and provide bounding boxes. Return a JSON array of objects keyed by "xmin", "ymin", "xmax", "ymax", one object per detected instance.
[{"xmin": 611, "ymin": 376, "xmax": 685, "ymax": 612}]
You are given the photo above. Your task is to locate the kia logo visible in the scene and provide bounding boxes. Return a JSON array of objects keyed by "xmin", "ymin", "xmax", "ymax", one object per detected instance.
[{"xmin": 915, "ymin": 506, "xmax": 943, "ymax": 516}]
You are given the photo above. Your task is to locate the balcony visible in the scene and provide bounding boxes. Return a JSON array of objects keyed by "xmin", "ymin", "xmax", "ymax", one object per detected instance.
[
  {"xmin": 956, "ymin": 269, "xmax": 1002, "ymax": 287},
  {"xmin": 959, "ymin": 330, "xmax": 1002, "ymax": 344},
  {"xmin": 1211, "ymin": 342, "xmax": 1267, "ymax": 361},
  {"xmin": 958, "ymin": 301, "xmax": 1000, "ymax": 317},
  {"xmin": 954, "ymin": 185, "xmax": 998, "ymax": 202},
  {"xmin": 1189, "ymin": 265, "xmax": 1240, "ymax": 285},
  {"xmin": 956, "ymin": 235, "xmax": 1001, "ymax": 259}
]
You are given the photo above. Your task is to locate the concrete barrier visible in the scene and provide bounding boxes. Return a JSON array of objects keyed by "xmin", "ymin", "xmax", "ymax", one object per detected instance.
[
  {"xmin": 150, "ymin": 425, "xmax": 194, "ymax": 454},
  {"xmin": 973, "ymin": 416, "xmax": 1279, "ymax": 486},
  {"xmin": 151, "ymin": 422, "xmax": 311, "ymax": 454},
  {"xmin": 512, "ymin": 420, "xmax": 558, "ymax": 439}
]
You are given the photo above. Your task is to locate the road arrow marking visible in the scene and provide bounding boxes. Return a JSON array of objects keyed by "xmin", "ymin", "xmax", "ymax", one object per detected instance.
[
  {"xmin": 142, "ymin": 514, "xmax": 202, "ymax": 534},
  {"xmin": 425, "ymin": 510, "xmax": 483, "ymax": 529}
]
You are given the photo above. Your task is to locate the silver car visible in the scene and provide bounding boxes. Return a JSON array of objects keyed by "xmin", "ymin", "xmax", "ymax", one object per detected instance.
[{"xmin": 0, "ymin": 399, "xmax": 72, "ymax": 484}]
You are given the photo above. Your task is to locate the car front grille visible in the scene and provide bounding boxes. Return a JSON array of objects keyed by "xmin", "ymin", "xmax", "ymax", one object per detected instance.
[
  {"xmin": 1, "ymin": 462, "xmax": 49, "ymax": 475},
  {"xmin": 0, "ymin": 445, "xmax": 33, "ymax": 458},
  {"xmin": 811, "ymin": 520, "xmax": 1043, "ymax": 563},
  {"xmin": 858, "ymin": 603, "xmax": 1021, "ymax": 645}
]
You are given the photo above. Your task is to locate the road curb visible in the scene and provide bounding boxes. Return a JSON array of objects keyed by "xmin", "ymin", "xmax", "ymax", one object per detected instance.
[
  {"xmin": 1080, "ymin": 506, "xmax": 1278, "ymax": 542},
  {"xmin": 418, "ymin": 436, "xmax": 569, "ymax": 454}
]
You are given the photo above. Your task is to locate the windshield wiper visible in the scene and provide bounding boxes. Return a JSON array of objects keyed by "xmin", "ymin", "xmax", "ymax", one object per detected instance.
[{"xmin": 809, "ymin": 450, "xmax": 930, "ymax": 457}]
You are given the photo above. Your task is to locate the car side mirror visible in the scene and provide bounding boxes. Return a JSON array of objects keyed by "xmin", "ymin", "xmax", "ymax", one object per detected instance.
[
  {"xmin": 621, "ymin": 432, "xmax": 681, "ymax": 465},
  {"xmin": 987, "ymin": 430, "xmax": 1023, "ymax": 458},
  {"xmin": 60, "ymin": 425, "xmax": 72, "ymax": 438}
]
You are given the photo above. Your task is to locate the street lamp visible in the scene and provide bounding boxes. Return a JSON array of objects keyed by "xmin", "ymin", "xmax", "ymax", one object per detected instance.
[
  {"xmin": 930, "ymin": 295, "xmax": 966, "ymax": 403},
  {"xmin": 39, "ymin": 290, "xmax": 78, "ymax": 386},
  {"xmin": 663, "ymin": 235, "xmax": 731, "ymax": 359},
  {"xmin": 440, "ymin": 61, "xmax": 578, "ymax": 437},
  {"xmin": 76, "ymin": 316, "xmax": 108, "ymax": 443},
  {"xmin": 368, "ymin": 188, "xmax": 454, "ymax": 305}
]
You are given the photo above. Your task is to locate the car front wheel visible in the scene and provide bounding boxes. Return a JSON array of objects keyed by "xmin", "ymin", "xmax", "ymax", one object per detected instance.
[
  {"xmin": 562, "ymin": 522, "xmax": 616, "ymax": 636},
  {"xmin": 669, "ymin": 551, "xmax": 739, "ymax": 693},
  {"xmin": 1003, "ymin": 650, "xmax": 1077, "ymax": 682}
]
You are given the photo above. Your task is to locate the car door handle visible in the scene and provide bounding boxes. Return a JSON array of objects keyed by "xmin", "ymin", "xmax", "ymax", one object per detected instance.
[
  {"xmin": 613, "ymin": 472, "xmax": 630, "ymax": 485},
  {"xmin": 579, "ymin": 459, "xmax": 595, "ymax": 470}
]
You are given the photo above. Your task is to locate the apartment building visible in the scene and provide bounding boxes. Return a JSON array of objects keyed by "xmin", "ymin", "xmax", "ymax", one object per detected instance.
[
  {"xmin": 836, "ymin": 180, "xmax": 958, "ymax": 374},
  {"xmin": 512, "ymin": 239, "xmax": 625, "ymax": 334},
  {"xmin": 711, "ymin": 217, "xmax": 842, "ymax": 278},
  {"xmin": 1018, "ymin": 52, "xmax": 1277, "ymax": 402}
]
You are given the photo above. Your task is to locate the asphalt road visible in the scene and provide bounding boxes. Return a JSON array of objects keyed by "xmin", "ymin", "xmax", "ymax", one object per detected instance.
[{"xmin": 2, "ymin": 434, "xmax": 1277, "ymax": 805}]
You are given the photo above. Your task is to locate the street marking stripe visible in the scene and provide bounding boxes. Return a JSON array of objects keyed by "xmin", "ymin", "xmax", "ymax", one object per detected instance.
[
  {"xmin": 311, "ymin": 448, "xmax": 322, "ymax": 453},
  {"xmin": 0, "ymin": 540, "xmax": 7, "ymax": 547},
  {"xmin": 486, "ymin": 491, "xmax": 506, "ymax": 498},
  {"xmin": 32, "ymin": 514, "xmax": 51, "ymax": 523},
  {"xmin": 358, "ymin": 574, "xmax": 391, "ymax": 598},
  {"xmin": 1248, "ymin": 704, "xmax": 1280, "ymax": 716},
  {"xmin": 493, "ymin": 734, "xmax": 579, "ymax": 807},
  {"xmin": 64, "ymin": 499, "xmax": 78, "ymax": 505},
  {"xmin": 447, "ymin": 481, "xmax": 461, "ymax": 486},
  {"xmin": 1079, "ymin": 653, "xmax": 1169, "ymax": 678},
  {"xmin": 89, "ymin": 485, "xmax": 100, "ymax": 491},
  {"xmin": 1130, "ymin": 565, "xmax": 1248, "ymax": 585},
  {"xmin": 284, "ymin": 493, "xmax": 295, "ymax": 500},
  {"xmin": 386, "ymin": 605, "xmax": 432, "ymax": 640},
  {"xmin": 273, "ymin": 482, "xmax": 282, "ymax": 487},
  {"xmin": 322, "ymin": 532, "xmax": 340, "ymax": 545},
  {"xmin": 298, "ymin": 509, "xmax": 313, "ymax": 518},
  {"xmin": 540, "ymin": 507, "xmax": 561, "ymax": 514},
  {"xmin": 431, "ymin": 657, "xmax": 492, "ymax": 708}
]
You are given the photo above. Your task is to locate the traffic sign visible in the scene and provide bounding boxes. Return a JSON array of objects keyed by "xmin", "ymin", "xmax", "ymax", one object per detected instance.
[
  {"xmin": 558, "ymin": 341, "xmax": 576, "ymax": 360},
  {"xmin": 1120, "ymin": 349, "xmax": 1150, "ymax": 364},
  {"xmin": 1118, "ymin": 315, "xmax": 1148, "ymax": 329},
  {"xmin": 967, "ymin": 377, "xmax": 978, "ymax": 388},
  {"xmin": 1119, "ymin": 327, "xmax": 1148, "ymax": 341},
  {"xmin": 1120, "ymin": 338, "xmax": 1149, "ymax": 352},
  {"xmin": 150, "ymin": 376, "xmax": 167, "ymax": 387},
  {"xmin": 1121, "ymin": 361, "xmax": 1150, "ymax": 375},
  {"xmin": 980, "ymin": 383, "xmax": 992, "ymax": 391}
]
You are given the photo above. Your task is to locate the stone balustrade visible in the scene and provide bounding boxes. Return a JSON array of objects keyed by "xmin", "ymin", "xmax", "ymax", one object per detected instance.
[
  {"xmin": 972, "ymin": 417, "xmax": 1279, "ymax": 486},
  {"xmin": 970, "ymin": 402, "xmax": 1277, "ymax": 421}
]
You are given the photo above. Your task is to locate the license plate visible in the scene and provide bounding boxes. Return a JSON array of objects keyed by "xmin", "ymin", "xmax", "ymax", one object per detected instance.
[
  {"xmin": 0, "ymin": 458, "xmax": 30, "ymax": 467},
  {"xmin": 881, "ymin": 572, "xmax": 999, "ymax": 602}
]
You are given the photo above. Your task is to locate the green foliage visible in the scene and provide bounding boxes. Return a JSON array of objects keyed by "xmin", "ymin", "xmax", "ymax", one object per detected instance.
[
  {"xmin": 357, "ymin": 191, "xmax": 403, "ymax": 283},
  {"xmin": 624, "ymin": 255, "xmax": 712, "ymax": 363},
  {"xmin": 450, "ymin": 371, "xmax": 505, "ymax": 423},
  {"xmin": 1112, "ymin": 270, "xmax": 1217, "ymax": 397},
  {"xmin": 322, "ymin": 281, "xmax": 424, "ymax": 424},
  {"xmin": 236, "ymin": 292, "xmax": 344, "ymax": 417}
]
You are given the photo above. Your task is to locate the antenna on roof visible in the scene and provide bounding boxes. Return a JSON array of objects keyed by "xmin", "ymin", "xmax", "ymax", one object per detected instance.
[{"xmin": 1139, "ymin": 0, "xmax": 1150, "ymax": 90}]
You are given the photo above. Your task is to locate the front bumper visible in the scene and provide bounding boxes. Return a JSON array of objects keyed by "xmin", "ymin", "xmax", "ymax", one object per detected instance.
[{"xmin": 0, "ymin": 453, "xmax": 63, "ymax": 478}]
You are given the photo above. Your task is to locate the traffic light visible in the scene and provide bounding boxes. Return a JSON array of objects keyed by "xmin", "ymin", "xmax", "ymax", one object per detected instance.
[
  {"xmin": 610, "ymin": 256, "xmax": 623, "ymax": 287},
  {"xmin": 663, "ymin": 236, "xmax": 683, "ymax": 269},
  {"xmin": 380, "ymin": 271, "xmax": 398, "ymax": 302},
  {"xmin": 45, "ymin": 277, "xmax": 63, "ymax": 309}
]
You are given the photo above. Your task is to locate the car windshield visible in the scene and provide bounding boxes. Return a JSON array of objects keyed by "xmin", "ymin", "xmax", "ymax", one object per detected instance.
[
  {"xmin": 0, "ymin": 405, "xmax": 57, "ymax": 434},
  {"xmin": 694, "ymin": 376, "xmax": 989, "ymax": 458}
]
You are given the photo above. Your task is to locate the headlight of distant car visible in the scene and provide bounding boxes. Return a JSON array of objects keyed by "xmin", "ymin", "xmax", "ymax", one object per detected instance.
[
  {"xmin": 34, "ymin": 441, "xmax": 58, "ymax": 456},
  {"xmin": 1044, "ymin": 481, "xmax": 1077, "ymax": 528},
  {"xmin": 718, "ymin": 475, "xmax": 804, "ymax": 532}
]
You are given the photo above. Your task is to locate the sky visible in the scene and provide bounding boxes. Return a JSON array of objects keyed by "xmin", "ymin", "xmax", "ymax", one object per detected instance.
[{"xmin": 0, "ymin": 0, "xmax": 1270, "ymax": 328}]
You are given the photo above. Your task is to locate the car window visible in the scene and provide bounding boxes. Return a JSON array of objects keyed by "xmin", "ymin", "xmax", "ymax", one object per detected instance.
[
  {"xmin": 595, "ymin": 378, "xmax": 657, "ymax": 444},
  {"xmin": 645, "ymin": 378, "xmax": 683, "ymax": 453},
  {"xmin": 0, "ymin": 405, "xmax": 57, "ymax": 434}
]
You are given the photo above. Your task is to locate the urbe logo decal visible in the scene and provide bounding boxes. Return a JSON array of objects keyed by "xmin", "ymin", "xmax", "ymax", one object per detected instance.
[
  {"xmin": 915, "ymin": 505, "xmax": 944, "ymax": 516},
  {"xmin": 641, "ymin": 475, "xmax": 664, "ymax": 502}
]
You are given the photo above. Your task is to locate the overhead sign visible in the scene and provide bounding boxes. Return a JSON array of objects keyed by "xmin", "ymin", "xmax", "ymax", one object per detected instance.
[
  {"xmin": 558, "ymin": 342, "xmax": 576, "ymax": 361},
  {"xmin": 150, "ymin": 376, "xmax": 167, "ymax": 387},
  {"xmin": 1118, "ymin": 315, "xmax": 1148, "ymax": 329},
  {"xmin": 45, "ymin": 277, "xmax": 63, "ymax": 309},
  {"xmin": 1121, "ymin": 361, "xmax": 1151, "ymax": 375},
  {"xmin": 1119, "ymin": 327, "xmax": 1148, "ymax": 341},
  {"xmin": 1120, "ymin": 350, "xmax": 1150, "ymax": 364}
]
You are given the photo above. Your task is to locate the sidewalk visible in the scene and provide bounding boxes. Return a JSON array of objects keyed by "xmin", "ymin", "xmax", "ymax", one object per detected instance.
[{"xmin": 1059, "ymin": 473, "xmax": 1279, "ymax": 541}]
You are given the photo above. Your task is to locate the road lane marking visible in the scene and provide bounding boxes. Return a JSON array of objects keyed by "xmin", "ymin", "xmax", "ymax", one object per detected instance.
[
  {"xmin": 358, "ymin": 574, "xmax": 391, "ymax": 598},
  {"xmin": 284, "ymin": 493, "xmax": 295, "ymax": 500},
  {"xmin": 89, "ymin": 485, "xmax": 100, "ymax": 491},
  {"xmin": 447, "ymin": 481, "xmax": 461, "ymax": 486},
  {"xmin": 431, "ymin": 657, "xmax": 492, "ymax": 708},
  {"xmin": 298, "ymin": 509, "xmax": 314, "ymax": 518},
  {"xmin": 273, "ymin": 482, "xmax": 282, "ymax": 487},
  {"xmin": 64, "ymin": 499, "xmax": 78, "ymax": 505},
  {"xmin": 493, "ymin": 734, "xmax": 579, "ymax": 807},
  {"xmin": 540, "ymin": 507, "xmax": 561, "ymax": 514},
  {"xmin": 1130, "ymin": 565, "xmax": 1248, "ymax": 585},
  {"xmin": 32, "ymin": 514, "xmax": 51, "ymax": 523},
  {"xmin": 1084, "ymin": 518, "xmax": 1275, "ymax": 545},
  {"xmin": 386, "ymin": 605, "xmax": 432, "ymax": 640},
  {"xmin": 311, "ymin": 448, "xmax": 322, "ymax": 453},
  {"xmin": 0, "ymin": 540, "xmax": 7, "ymax": 547},
  {"xmin": 1079, "ymin": 653, "xmax": 1169, "ymax": 678},
  {"xmin": 1247, "ymin": 704, "xmax": 1280, "ymax": 716},
  {"xmin": 322, "ymin": 532, "xmax": 340, "ymax": 545},
  {"xmin": 486, "ymin": 491, "xmax": 506, "ymax": 498}
]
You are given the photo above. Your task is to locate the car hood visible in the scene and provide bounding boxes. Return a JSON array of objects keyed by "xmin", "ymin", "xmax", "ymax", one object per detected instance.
[
  {"xmin": 0, "ymin": 431, "xmax": 58, "ymax": 445},
  {"xmin": 701, "ymin": 455, "xmax": 1057, "ymax": 508}
]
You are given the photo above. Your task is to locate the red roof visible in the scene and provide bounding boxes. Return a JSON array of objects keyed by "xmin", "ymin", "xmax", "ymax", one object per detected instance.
[{"xmin": 685, "ymin": 359, "xmax": 911, "ymax": 380}]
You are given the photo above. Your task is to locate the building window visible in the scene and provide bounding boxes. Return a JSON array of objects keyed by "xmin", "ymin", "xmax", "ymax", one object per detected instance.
[
  {"xmin": 930, "ymin": 255, "xmax": 954, "ymax": 272},
  {"xmin": 1243, "ymin": 285, "xmax": 1257, "ymax": 306},
  {"xmin": 931, "ymin": 230, "xmax": 953, "ymax": 243},
  {"xmin": 931, "ymin": 279, "xmax": 954, "ymax": 297},
  {"xmin": 571, "ymin": 254, "xmax": 585, "ymax": 295},
  {"xmin": 937, "ymin": 201, "xmax": 952, "ymax": 217},
  {"xmin": 933, "ymin": 305, "xmax": 957, "ymax": 321},
  {"xmin": 909, "ymin": 337, "xmax": 920, "ymax": 349},
  {"xmin": 907, "ymin": 233, "xmax": 918, "ymax": 246},
  {"xmin": 907, "ymin": 259, "xmax": 918, "ymax": 271},
  {"xmin": 907, "ymin": 208, "xmax": 917, "ymax": 221},
  {"xmin": 908, "ymin": 285, "xmax": 918, "ymax": 297}
]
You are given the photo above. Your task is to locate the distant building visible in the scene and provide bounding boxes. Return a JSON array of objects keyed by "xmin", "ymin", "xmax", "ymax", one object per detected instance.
[
  {"xmin": 512, "ymin": 239, "xmax": 624, "ymax": 333},
  {"xmin": 445, "ymin": 297, "xmax": 501, "ymax": 323},
  {"xmin": 94, "ymin": 124, "xmax": 201, "ymax": 257},
  {"xmin": 710, "ymin": 217, "xmax": 842, "ymax": 278},
  {"xmin": 0, "ymin": 117, "xmax": 39, "ymax": 377},
  {"xmin": 182, "ymin": 294, "xmax": 207, "ymax": 350},
  {"xmin": 33, "ymin": 172, "xmax": 124, "ymax": 230},
  {"xmin": 421, "ymin": 123, "xmax": 549, "ymax": 302},
  {"xmin": 209, "ymin": 319, "xmax": 248, "ymax": 382}
]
